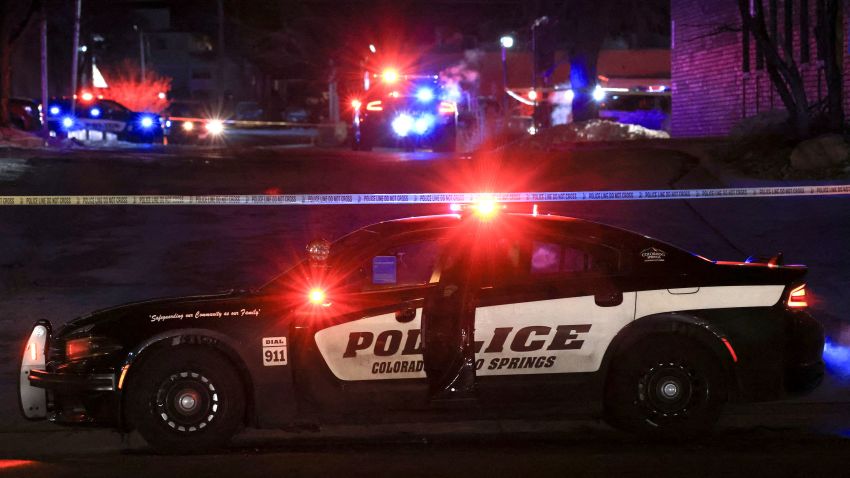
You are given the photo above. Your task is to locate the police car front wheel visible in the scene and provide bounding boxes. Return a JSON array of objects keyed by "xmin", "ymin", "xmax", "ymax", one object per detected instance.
[
  {"xmin": 604, "ymin": 337, "xmax": 727, "ymax": 437},
  {"xmin": 126, "ymin": 346, "xmax": 245, "ymax": 453}
]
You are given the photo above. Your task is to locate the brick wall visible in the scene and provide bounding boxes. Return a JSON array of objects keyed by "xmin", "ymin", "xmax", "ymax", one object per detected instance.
[{"xmin": 672, "ymin": 0, "xmax": 850, "ymax": 137}]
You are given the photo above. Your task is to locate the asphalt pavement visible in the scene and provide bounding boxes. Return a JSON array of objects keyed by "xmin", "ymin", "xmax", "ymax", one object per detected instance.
[{"xmin": 1, "ymin": 140, "xmax": 849, "ymax": 476}]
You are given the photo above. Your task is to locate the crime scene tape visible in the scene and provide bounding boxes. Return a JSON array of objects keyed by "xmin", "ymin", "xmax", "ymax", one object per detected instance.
[
  {"xmin": 169, "ymin": 116, "xmax": 324, "ymax": 129},
  {"xmin": 2, "ymin": 184, "xmax": 850, "ymax": 206}
]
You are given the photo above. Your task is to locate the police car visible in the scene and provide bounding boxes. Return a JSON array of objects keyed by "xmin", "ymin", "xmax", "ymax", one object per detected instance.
[
  {"xmin": 352, "ymin": 69, "xmax": 458, "ymax": 152},
  {"xmin": 46, "ymin": 97, "xmax": 164, "ymax": 144},
  {"xmin": 19, "ymin": 205, "xmax": 824, "ymax": 452}
]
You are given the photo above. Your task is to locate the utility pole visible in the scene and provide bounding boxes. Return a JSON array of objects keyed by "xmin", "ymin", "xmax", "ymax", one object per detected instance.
[
  {"xmin": 139, "ymin": 30, "xmax": 145, "ymax": 81},
  {"xmin": 70, "ymin": 0, "xmax": 81, "ymax": 114},
  {"xmin": 39, "ymin": 0, "xmax": 48, "ymax": 140},
  {"xmin": 217, "ymin": 0, "xmax": 225, "ymax": 105}
]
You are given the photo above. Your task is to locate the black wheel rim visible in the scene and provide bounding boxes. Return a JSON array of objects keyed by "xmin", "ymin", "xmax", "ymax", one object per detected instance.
[
  {"xmin": 637, "ymin": 361, "xmax": 709, "ymax": 426},
  {"xmin": 154, "ymin": 371, "xmax": 219, "ymax": 433}
]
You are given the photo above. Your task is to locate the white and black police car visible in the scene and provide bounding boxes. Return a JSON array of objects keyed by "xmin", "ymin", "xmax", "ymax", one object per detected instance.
[
  {"xmin": 19, "ymin": 204, "xmax": 823, "ymax": 452},
  {"xmin": 46, "ymin": 96, "xmax": 164, "ymax": 144}
]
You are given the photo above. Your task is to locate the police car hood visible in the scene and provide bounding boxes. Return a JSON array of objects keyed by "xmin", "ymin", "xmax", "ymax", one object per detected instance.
[{"xmin": 59, "ymin": 290, "xmax": 242, "ymax": 334}]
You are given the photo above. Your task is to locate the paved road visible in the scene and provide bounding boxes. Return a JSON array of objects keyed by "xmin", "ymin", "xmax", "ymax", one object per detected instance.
[{"xmin": 1, "ymin": 143, "xmax": 849, "ymax": 475}]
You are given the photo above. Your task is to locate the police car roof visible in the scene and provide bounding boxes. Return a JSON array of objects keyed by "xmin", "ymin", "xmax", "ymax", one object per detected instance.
[{"xmin": 362, "ymin": 213, "xmax": 632, "ymax": 240}]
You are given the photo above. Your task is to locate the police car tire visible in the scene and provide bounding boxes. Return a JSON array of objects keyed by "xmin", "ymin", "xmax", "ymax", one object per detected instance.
[
  {"xmin": 127, "ymin": 346, "xmax": 245, "ymax": 453},
  {"xmin": 603, "ymin": 336, "xmax": 726, "ymax": 438}
]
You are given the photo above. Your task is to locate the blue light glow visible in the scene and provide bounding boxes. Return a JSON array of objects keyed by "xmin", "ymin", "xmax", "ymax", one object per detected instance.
[
  {"xmin": 90, "ymin": 108, "xmax": 101, "ymax": 117},
  {"xmin": 391, "ymin": 114, "xmax": 414, "ymax": 137},
  {"xmin": 49, "ymin": 106, "xmax": 60, "ymax": 116},
  {"xmin": 413, "ymin": 114, "xmax": 434, "ymax": 135},
  {"xmin": 61, "ymin": 117, "xmax": 74, "ymax": 129},
  {"xmin": 416, "ymin": 87, "xmax": 435, "ymax": 103},
  {"xmin": 823, "ymin": 338, "xmax": 850, "ymax": 377},
  {"xmin": 140, "ymin": 116, "xmax": 154, "ymax": 128}
]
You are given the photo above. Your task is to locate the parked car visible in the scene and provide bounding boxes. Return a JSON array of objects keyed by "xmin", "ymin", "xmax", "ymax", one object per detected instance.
[
  {"xmin": 20, "ymin": 206, "xmax": 823, "ymax": 452},
  {"xmin": 8, "ymin": 98, "xmax": 41, "ymax": 131},
  {"xmin": 45, "ymin": 97, "xmax": 164, "ymax": 144}
]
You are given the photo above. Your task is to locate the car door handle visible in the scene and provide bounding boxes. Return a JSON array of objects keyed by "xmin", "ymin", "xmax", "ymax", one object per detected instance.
[
  {"xmin": 594, "ymin": 291, "xmax": 623, "ymax": 307},
  {"xmin": 395, "ymin": 307, "xmax": 417, "ymax": 323}
]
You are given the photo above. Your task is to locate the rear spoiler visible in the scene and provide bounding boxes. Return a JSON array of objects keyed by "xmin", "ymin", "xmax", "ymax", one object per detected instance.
[{"xmin": 745, "ymin": 252, "xmax": 784, "ymax": 266}]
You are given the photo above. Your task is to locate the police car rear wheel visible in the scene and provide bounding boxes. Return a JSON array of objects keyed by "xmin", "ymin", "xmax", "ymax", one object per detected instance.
[
  {"xmin": 604, "ymin": 337, "xmax": 726, "ymax": 438},
  {"xmin": 127, "ymin": 346, "xmax": 245, "ymax": 453}
]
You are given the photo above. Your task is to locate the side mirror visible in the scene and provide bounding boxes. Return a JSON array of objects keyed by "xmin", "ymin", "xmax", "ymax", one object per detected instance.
[{"xmin": 372, "ymin": 256, "xmax": 397, "ymax": 285}]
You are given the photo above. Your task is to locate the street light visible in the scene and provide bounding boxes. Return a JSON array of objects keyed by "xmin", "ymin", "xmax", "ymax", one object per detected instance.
[{"xmin": 500, "ymin": 35, "xmax": 514, "ymax": 121}]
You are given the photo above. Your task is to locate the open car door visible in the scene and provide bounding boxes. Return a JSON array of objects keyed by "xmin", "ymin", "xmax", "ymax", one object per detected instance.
[{"xmin": 421, "ymin": 248, "xmax": 478, "ymax": 399}]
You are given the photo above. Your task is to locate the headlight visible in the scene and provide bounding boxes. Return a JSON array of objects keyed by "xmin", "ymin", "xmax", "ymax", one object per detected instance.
[
  {"xmin": 65, "ymin": 337, "xmax": 122, "ymax": 361},
  {"xmin": 205, "ymin": 120, "xmax": 224, "ymax": 135}
]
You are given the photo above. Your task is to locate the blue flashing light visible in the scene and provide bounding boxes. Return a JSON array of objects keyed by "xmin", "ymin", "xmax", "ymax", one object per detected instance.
[
  {"xmin": 49, "ymin": 105, "xmax": 60, "ymax": 116},
  {"xmin": 416, "ymin": 87, "xmax": 435, "ymax": 103},
  {"xmin": 90, "ymin": 108, "xmax": 101, "ymax": 117},
  {"xmin": 391, "ymin": 114, "xmax": 414, "ymax": 137},
  {"xmin": 61, "ymin": 116, "xmax": 74, "ymax": 129},
  {"xmin": 140, "ymin": 116, "xmax": 154, "ymax": 129},
  {"xmin": 413, "ymin": 114, "xmax": 434, "ymax": 135}
]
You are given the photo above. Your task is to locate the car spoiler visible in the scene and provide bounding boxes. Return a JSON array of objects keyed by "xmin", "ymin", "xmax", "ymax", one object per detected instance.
[{"xmin": 745, "ymin": 252, "xmax": 785, "ymax": 266}]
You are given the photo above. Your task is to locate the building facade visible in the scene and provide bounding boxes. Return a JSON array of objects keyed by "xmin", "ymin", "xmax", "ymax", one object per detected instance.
[{"xmin": 671, "ymin": 0, "xmax": 850, "ymax": 137}]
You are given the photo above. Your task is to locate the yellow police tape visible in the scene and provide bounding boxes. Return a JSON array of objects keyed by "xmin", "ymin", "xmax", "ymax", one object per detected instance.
[{"xmin": 1, "ymin": 185, "xmax": 850, "ymax": 206}]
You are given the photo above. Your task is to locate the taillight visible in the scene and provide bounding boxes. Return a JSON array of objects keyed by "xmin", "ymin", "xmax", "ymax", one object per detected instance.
[
  {"xmin": 788, "ymin": 284, "xmax": 808, "ymax": 308},
  {"xmin": 438, "ymin": 100, "xmax": 456, "ymax": 114},
  {"xmin": 366, "ymin": 100, "xmax": 383, "ymax": 111}
]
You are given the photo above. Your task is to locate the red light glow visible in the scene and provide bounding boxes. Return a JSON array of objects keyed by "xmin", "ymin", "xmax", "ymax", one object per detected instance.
[
  {"xmin": 788, "ymin": 284, "xmax": 808, "ymax": 308},
  {"xmin": 721, "ymin": 338, "xmax": 738, "ymax": 362},
  {"xmin": 382, "ymin": 68, "xmax": 399, "ymax": 83},
  {"xmin": 309, "ymin": 288, "xmax": 327, "ymax": 305},
  {"xmin": 80, "ymin": 92, "xmax": 94, "ymax": 102},
  {"xmin": 0, "ymin": 460, "xmax": 36, "ymax": 470},
  {"xmin": 351, "ymin": 99, "xmax": 362, "ymax": 110}
]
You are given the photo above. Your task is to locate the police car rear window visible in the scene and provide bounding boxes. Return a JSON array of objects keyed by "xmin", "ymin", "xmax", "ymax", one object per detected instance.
[{"xmin": 530, "ymin": 240, "xmax": 620, "ymax": 276}]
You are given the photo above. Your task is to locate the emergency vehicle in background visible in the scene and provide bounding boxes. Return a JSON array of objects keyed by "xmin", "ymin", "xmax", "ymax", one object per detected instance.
[
  {"xmin": 351, "ymin": 68, "xmax": 458, "ymax": 152},
  {"xmin": 45, "ymin": 94, "xmax": 164, "ymax": 144},
  {"xmin": 20, "ymin": 203, "xmax": 823, "ymax": 452},
  {"xmin": 163, "ymin": 101, "xmax": 226, "ymax": 144}
]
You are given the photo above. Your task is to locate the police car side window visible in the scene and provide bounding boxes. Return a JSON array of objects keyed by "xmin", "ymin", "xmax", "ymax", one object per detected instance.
[
  {"xmin": 363, "ymin": 240, "xmax": 440, "ymax": 291},
  {"xmin": 530, "ymin": 240, "xmax": 620, "ymax": 276}
]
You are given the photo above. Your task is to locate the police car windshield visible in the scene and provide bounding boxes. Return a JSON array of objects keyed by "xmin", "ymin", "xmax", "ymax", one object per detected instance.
[{"xmin": 258, "ymin": 229, "xmax": 380, "ymax": 292}]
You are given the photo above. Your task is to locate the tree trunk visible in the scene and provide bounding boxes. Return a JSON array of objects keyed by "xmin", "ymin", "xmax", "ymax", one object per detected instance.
[
  {"xmin": 818, "ymin": 0, "xmax": 844, "ymax": 132},
  {"xmin": 738, "ymin": 0, "xmax": 811, "ymax": 137},
  {"xmin": 0, "ymin": 4, "xmax": 10, "ymax": 128}
]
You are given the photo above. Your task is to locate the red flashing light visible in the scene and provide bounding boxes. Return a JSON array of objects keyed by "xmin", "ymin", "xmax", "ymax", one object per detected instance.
[
  {"xmin": 351, "ymin": 99, "xmax": 362, "ymax": 110},
  {"xmin": 366, "ymin": 100, "xmax": 383, "ymax": 111},
  {"xmin": 382, "ymin": 69, "xmax": 399, "ymax": 83},
  {"xmin": 527, "ymin": 90, "xmax": 538, "ymax": 101},
  {"xmin": 308, "ymin": 287, "xmax": 331, "ymax": 307},
  {"xmin": 80, "ymin": 92, "xmax": 94, "ymax": 102},
  {"xmin": 788, "ymin": 284, "xmax": 808, "ymax": 308},
  {"xmin": 438, "ymin": 100, "xmax": 456, "ymax": 114}
]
